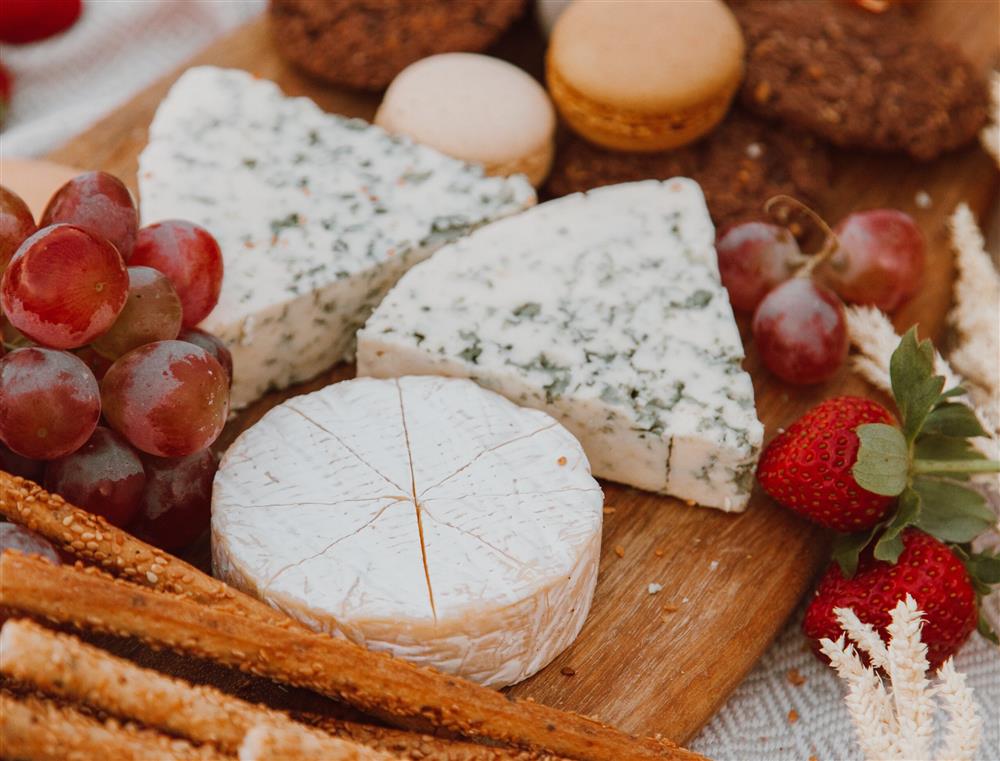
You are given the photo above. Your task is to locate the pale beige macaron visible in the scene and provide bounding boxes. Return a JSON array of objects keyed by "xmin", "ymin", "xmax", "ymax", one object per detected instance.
[
  {"xmin": 547, "ymin": 0, "xmax": 745, "ymax": 152},
  {"xmin": 375, "ymin": 53, "xmax": 556, "ymax": 188}
]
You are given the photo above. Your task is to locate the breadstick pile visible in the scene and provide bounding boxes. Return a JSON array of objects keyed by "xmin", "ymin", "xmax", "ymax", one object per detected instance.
[{"xmin": 0, "ymin": 472, "xmax": 701, "ymax": 761}]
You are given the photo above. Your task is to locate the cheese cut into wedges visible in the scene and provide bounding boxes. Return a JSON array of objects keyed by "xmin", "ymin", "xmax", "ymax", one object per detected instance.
[
  {"xmin": 212, "ymin": 375, "xmax": 603, "ymax": 688},
  {"xmin": 358, "ymin": 179, "xmax": 763, "ymax": 511},
  {"xmin": 139, "ymin": 67, "xmax": 534, "ymax": 409}
]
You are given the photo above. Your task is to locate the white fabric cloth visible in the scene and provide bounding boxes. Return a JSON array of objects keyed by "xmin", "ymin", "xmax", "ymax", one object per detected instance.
[
  {"xmin": 2, "ymin": 4, "xmax": 997, "ymax": 759},
  {"xmin": 0, "ymin": 0, "xmax": 265, "ymax": 157}
]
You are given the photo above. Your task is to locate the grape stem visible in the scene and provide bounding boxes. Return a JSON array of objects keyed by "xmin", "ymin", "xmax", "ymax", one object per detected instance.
[
  {"xmin": 912, "ymin": 459, "xmax": 1000, "ymax": 475},
  {"xmin": 764, "ymin": 194, "xmax": 840, "ymax": 277}
]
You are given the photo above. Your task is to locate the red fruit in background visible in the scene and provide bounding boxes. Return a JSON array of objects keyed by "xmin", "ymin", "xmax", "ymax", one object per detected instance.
[
  {"xmin": 1, "ymin": 224, "xmax": 128, "ymax": 349},
  {"xmin": 0, "ymin": 185, "xmax": 36, "ymax": 275},
  {"xmin": 752, "ymin": 277, "xmax": 848, "ymax": 385},
  {"xmin": 0, "ymin": 442, "xmax": 44, "ymax": 482},
  {"xmin": 757, "ymin": 396, "xmax": 897, "ymax": 531},
  {"xmin": 804, "ymin": 529, "xmax": 978, "ymax": 668},
  {"xmin": 818, "ymin": 209, "xmax": 925, "ymax": 313},
  {"xmin": 41, "ymin": 171, "xmax": 139, "ymax": 261},
  {"xmin": 129, "ymin": 449, "xmax": 217, "ymax": 551},
  {"xmin": 0, "ymin": 0, "xmax": 82, "ymax": 44},
  {"xmin": 131, "ymin": 221, "xmax": 223, "ymax": 327},
  {"xmin": 178, "ymin": 327, "xmax": 233, "ymax": 388},
  {"xmin": 91, "ymin": 266, "xmax": 183, "ymax": 359},
  {"xmin": 44, "ymin": 426, "xmax": 146, "ymax": 527},
  {"xmin": 716, "ymin": 222, "xmax": 801, "ymax": 313},
  {"xmin": 100, "ymin": 340, "xmax": 229, "ymax": 457},
  {"xmin": 0, "ymin": 347, "xmax": 100, "ymax": 460}
]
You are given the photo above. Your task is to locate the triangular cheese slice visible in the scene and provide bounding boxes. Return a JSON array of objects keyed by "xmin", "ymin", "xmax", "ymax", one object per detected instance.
[
  {"xmin": 359, "ymin": 180, "xmax": 763, "ymax": 511},
  {"xmin": 139, "ymin": 67, "xmax": 534, "ymax": 408}
]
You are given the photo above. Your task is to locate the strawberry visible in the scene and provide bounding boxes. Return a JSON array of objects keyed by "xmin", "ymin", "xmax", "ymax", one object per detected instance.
[
  {"xmin": 0, "ymin": 0, "xmax": 82, "ymax": 45},
  {"xmin": 757, "ymin": 396, "xmax": 896, "ymax": 531},
  {"xmin": 804, "ymin": 529, "xmax": 978, "ymax": 668}
]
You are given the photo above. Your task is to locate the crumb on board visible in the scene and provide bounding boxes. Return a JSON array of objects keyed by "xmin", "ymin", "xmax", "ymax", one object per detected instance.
[
  {"xmin": 603, "ymin": 507, "xmax": 616, "ymax": 515},
  {"xmin": 647, "ymin": 582, "xmax": 663, "ymax": 595},
  {"xmin": 788, "ymin": 709, "xmax": 800, "ymax": 724},
  {"xmin": 787, "ymin": 668, "xmax": 807, "ymax": 687},
  {"xmin": 915, "ymin": 190, "xmax": 932, "ymax": 208},
  {"xmin": 614, "ymin": 545, "xmax": 625, "ymax": 558},
  {"xmin": 708, "ymin": 560, "xmax": 719, "ymax": 571},
  {"xmin": 746, "ymin": 142, "xmax": 764, "ymax": 159},
  {"xmin": 560, "ymin": 666, "xmax": 576, "ymax": 677},
  {"xmin": 654, "ymin": 547, "xmax": 665, "ymax": 557}
]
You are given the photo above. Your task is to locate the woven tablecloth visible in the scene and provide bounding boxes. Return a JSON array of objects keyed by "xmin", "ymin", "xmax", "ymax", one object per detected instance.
[{"xmin": 2, "ymin": 3, "xmax": 997, "ymax": 759}]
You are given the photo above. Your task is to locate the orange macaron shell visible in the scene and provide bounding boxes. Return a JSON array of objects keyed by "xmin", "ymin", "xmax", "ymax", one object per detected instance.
[{"xmin": 546, "ymin": 0, "xmax": 745, "ymax": 152}]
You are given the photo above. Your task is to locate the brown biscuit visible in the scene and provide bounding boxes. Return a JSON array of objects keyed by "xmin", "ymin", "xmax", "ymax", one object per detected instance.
[
  {"xmin": 269, "ymin": 0, "xmax": 526, "ymax": 91},
  {"xmin": 545, "ymin": 108, "xmax": 831, "ymax": 232},
  {"xmin": 732, "ymin": 0, "xmax": 989, "ymax": 160}
]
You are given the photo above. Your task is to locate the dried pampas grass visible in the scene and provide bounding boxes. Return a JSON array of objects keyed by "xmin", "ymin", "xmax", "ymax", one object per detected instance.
[
  {"xmin": 820, "ymin": 596, "xmax": 983, "ymax": 761},
  {"xmin": 981, "ymin": 71, "xmax": 999, "ymax": 166}
]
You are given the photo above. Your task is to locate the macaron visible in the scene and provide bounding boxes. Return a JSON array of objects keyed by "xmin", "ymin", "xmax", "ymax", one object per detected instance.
[
  {"xmin": 546, "ymin": 0, "xmax": 746, "ymax": 152},
  {"xmin": 375, "ymin": 53, "xmax": 556, "ymax": 187}
]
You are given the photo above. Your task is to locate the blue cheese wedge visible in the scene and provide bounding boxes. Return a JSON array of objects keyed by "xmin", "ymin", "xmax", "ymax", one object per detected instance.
[
  {"xmin": 358, "ymin": 179, "xmax": 763, "ymax": 511},
  {"xmin": 139, "ymin": 66, "xmax": 534, "ymax": 409}
]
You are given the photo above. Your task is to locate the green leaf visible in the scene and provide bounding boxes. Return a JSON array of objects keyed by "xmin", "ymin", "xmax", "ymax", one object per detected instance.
[
  {"xmin": 852, "ymin": 424, "xmax": 909, "ymax": 496},
  {"xmin": 914, "ymin": 434, "xmax": 987, "ymax": 463},
  {"xmin": 977, "ymin": 613, "xmax": 999, "ymax": 645},
  {"xmin": 831, "ymin": 526, "xmax": 880, "ymax": 578},
  {"xmin": 873, "ymin": 487, "xmax": 920, "ymax": 562},
  {"xmin": 910, "ymin": 477, "xmax": 995, "ymax": 543},
  {"xmin": 922, "ymin": 402, "xmax": 989, "ymax": 438},
  {"xmin": 964, "ymin": 550, "xmax": 1000, "ymax": 585},
  {"xmin": 890, "ymin": 327, "xmax": 945, "ymax": 443},
  {"xmin": 938, "ymin": 386, "xmax": 968, "ymax": 400}
]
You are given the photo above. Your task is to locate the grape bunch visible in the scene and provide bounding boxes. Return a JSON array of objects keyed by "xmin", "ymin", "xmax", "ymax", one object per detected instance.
[
  {"xmin": 717, "ymin": 202, "xmax": 925, "ymax": 385},
  {"xmin": 0, "ymin": 173, "xmax": 229, "ymax": 552}
]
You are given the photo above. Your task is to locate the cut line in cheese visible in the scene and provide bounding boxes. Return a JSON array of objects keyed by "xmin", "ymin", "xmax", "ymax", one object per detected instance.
[
  {"xmin": 358, "ymin": 179, "xmax": 763, "ymax": 511},
  {"xmin": 212, "ymin": 375, "xmax": 604, "ymax": 687}
]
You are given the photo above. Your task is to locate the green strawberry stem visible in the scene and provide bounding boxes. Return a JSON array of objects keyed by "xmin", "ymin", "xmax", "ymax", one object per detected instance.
[{"xmin": 912, "ymin": 459, "xmax": 1000, "ymax": 474}]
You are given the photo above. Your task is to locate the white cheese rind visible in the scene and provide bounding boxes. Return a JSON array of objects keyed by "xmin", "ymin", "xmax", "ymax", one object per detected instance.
[
  {"xmin": 212, "ymin": 375, "xmax": 603, "ymax": 687},
  {"xmin": 357, "ymin": 179, "xmax": 763, "ymax": 511},
  {"xmin": 139, "ymin": 67, "xmax": 534, "ymax": 409}
]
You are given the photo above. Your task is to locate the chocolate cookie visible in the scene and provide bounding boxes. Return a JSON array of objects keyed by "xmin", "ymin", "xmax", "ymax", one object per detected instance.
[
  {"xmin": 545, "ymin": 108, "xmax": 831, "ymax": 231},
  {"xmin": 269, "ymin": 0, "xmax": 526, "ymax": 91},
  {"xmin": 732, "ymin": 0, "xmax": 989, "ymax": 160}
]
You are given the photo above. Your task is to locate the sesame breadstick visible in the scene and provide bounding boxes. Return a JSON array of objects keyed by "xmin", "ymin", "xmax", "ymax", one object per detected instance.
[
  {"xmin": 0, "ymin": 473, "xmax": 291, "ymax": 625},
  {"xmin": 0, "ymin": 551, "xmax": 702, "ymax": 761},
  {"xmin": 239, "ymin": 722, "xmax": 378, "ymax": 761},
  {"xmin": 0, "ymin": 618, "xmax": 523, "ymax": 761},
  {"xmin": 0, "ymin": 689, "xmax": 227, "ymax": 761}
]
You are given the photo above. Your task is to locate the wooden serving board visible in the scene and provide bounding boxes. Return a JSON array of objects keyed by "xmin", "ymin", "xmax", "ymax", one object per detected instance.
[{"xmin": 21, "ymin": 1, "xmax": 998, "ymax": 746}]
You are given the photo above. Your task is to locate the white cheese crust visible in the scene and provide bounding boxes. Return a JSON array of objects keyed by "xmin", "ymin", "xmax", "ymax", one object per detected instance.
[
  {"xmin": 139, "ymin": 67, "xmax": 534, "ymax": 409},
  {"xmin": 212, "ymin": 376, "xmax": 603, "ymax": 688},
  {"xmin": 358, "ymin": 179, "xmax": 763, "ymax": 511}
]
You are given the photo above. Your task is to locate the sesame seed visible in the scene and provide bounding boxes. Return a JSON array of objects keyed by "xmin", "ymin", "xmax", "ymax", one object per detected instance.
[{"xmin": 146, "ymin": 571, "xmax": 159, "ymax": 584}]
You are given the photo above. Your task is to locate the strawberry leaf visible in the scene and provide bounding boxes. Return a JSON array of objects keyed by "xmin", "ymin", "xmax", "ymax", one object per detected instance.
[
  {"xmin": 832, "ymin": 525, "xmax": 881, "ymax": 578},
  {"xmin": 963, "ymin": 549, "xmax": 1000, "ymax": 585},
  {"xmin": 890, "ymin": 327, "xmax": 944, "ymax": 443},
  {"xmin": 914, "ymin": 434, "xmax": 987, "ymax": 463},
  {"xmin": 977, "ymin": 614, "xmax": 999, "ymax": 645},
  {"xmin": 922, "ymin": 402, "xmax": 988, "ymax": 438},
  {"xmin": 937, "ymin": 386, "xmax": 969, "ymax": 401},
  {"xmin": 911, "ymin": 477, "xmax": 995, "ymax": 542},
  {"xmin": 873, "ymin": 487, "xmax": 920, "ymax": 562},
  {"xmin": 853, "ymin": 423, "xmax": 909, "ymax": 496}
]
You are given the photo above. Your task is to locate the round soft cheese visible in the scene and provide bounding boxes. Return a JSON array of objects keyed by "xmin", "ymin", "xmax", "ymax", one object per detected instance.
[{"xmin": 212, "ymin": 375, "xmax": 603, "ymax": 688}]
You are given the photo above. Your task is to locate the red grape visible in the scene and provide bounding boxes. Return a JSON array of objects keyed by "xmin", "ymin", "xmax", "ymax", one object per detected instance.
[
  {"xmin": 0, "ymin": 442, "xmax": 44, "ymax": 482},
  {"xmin": 0, "ymin": 185, "xmax": 36, "ymax": 275},
  {"xmin": 44, "ymin": 426, "xmax": 146, "ymax": 527},
  {"xmin": 1, "ymin": 224, "xmax": 128, "ymax": 349},
  {"xmin": 100, "ymin": 340, "xmax": 229, "ymax": 457},
  {"xmin": 0, "ymin": 347, "xmax": 100, "ymax": 459},
  {"xmin": 752, "ymin": 278, "xmax": 848, "ymax": 385},
  {"xmin": 40, "ymin": 171, "xmax": 138, "ymax": 260},
  {"xmin": 819, "ymin": 209, "xmax": 925, "ymax": 312},
  {"xmin": 0, "ymin": 523, "xmax": 60, "ymax": 564},
  {"xmin": 717, "ymin": 222, "xmax": 801, "ymax": 313},
  {"xmin": 73, "ymin": 345, "xmax": 114, "ymax": 381},
  {"xmin": 131, "ymin": 221, "xmax": 223, "ymax": 327},
  {"xmin": 130, "ymin": 449, "xmax": 217, "ymax": 551},
  {"xmin": 92, "ymin": 266, "xmax": 183, "ymax": 359},
  {"xmin": 177, "ymin": 327, "xmax": 233, "ymax": 388}
]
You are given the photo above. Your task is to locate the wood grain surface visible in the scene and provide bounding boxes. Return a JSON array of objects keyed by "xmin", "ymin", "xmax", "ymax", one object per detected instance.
[{"xmin": 20, "ymin": 1, "xmax": 999, "ymax": 747}]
